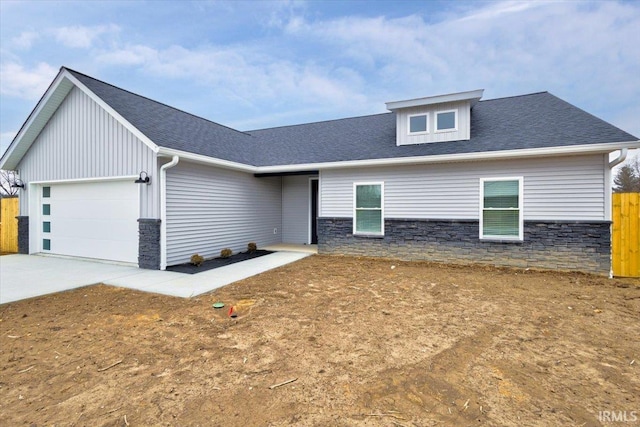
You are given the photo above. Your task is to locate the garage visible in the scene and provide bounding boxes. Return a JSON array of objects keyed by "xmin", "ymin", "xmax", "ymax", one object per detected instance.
[{"xmin": 38, "ymin": 180, "xmax": 139, "ymax": 264}]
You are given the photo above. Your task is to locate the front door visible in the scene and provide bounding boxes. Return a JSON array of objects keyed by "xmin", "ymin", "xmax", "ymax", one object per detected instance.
[{"xmin": 310, "ymin": 179, "xmax": 319, "ymax": 244}]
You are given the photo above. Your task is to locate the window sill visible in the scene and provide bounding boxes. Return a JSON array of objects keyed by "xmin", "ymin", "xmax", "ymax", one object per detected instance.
[
  {"xmin": 480, "ymin": 237, "xmax": 523, "ymax": 244},
  {"xmin": 353, "ymin": 233, "xmax": 385, "ymax": 239}
]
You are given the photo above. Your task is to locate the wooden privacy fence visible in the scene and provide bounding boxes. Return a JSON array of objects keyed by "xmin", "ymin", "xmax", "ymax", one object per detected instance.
[
  {"xmin": 612, "ymin": 192, "xmax": 640, "ymax": 277},
  {"xmin": 0, "ymin": 197, "xmax": 19, "ymax": 253}
]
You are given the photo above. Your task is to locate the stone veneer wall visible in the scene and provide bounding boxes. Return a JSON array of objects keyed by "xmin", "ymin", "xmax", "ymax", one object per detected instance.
[
  {"xmin": 318, "ymin": 217, "xmax": 611, "ymax": 275},
  {"xmin": 138, "ymin": 218, "xmax": 161, "ymax": 270},
  {"xmin": 17, "ymin": 216, "xmax": 29, "ymax": 254}
]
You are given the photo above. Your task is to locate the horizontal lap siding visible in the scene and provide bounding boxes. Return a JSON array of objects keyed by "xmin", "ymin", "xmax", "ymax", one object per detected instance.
[
  {"xmin": 165, "ymin": 162, "xmax": 282, "ymax": 266},
  {"xmin": 321, "ymin": 154, "xmax": 605, "ymax": 221},
  {"xmin": 17, "ymin": 87, "xmax": 158, "ymax": 218}
]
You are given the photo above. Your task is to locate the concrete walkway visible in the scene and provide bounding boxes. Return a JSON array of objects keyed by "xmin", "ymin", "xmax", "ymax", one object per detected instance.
[{"xmin": 0, "ymin": 252, "xmax": 311, "ymax": 304}]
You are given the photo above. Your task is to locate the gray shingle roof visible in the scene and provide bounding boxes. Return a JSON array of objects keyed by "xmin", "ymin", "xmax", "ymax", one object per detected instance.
[
  {"xmin": 67, "ymin": 68, "xmax": 637, "ymax": 167},
  {"xmin": 68, "ymin": 69, "xmax": 259, "ymax": 165}
]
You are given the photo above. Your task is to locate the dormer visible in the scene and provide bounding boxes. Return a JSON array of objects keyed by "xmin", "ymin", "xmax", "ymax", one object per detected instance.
[{"xmin": 386, "ymin": 89, "xmax": 484, "ymax": 146}]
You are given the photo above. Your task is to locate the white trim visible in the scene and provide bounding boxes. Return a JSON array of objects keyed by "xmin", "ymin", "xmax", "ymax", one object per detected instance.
[
  {"xmin": 0, "ymin": 70, "xmax": 74, "ymax": 170},
  {"xmin": 435, "ymin": 109, "xmax": 458, "ymax": 133},
  {"xmin": 353, "ymin": 181, "xmax": 385, "ymax": 236},
  {"xmin": 29, "ymin": 175, "xmax": 138, "ymax": 185},
  {"xmin": 386, "ymin": 89, "xmax": 484, "ymax": 110},
  {"xmin": 159, "ymin": 155, "xmax": 180, "ymax": 270},
  {"xmin": 604, "ymin": 154, "xmax": 612, "ymax": 221},
  {"xmin": 254, "ymin": 141, "xmax": 640, "ymax": 173},
  {"xmin": 308, "ymin": 177, "xmax": 319, "ymax": 244},
  {"xmin": 479, "ymin": 177, "xmax": 524, "ymax": 241},
  {"xmin": 63, "ymin": 70, "xmax": 159, "ymax": 153},
  {"xmin": 407, "ymin": 113, "xmax": 429, "ymax": 135},
  {"xmin": 158, "ymin": 147, "xmax": 257, "ymax": 173}
]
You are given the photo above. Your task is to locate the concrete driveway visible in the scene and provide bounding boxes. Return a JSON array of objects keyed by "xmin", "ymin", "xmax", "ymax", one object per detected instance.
[{"xmin": 0, "ymin": 252, "xmax": 311, "ymax": 304}]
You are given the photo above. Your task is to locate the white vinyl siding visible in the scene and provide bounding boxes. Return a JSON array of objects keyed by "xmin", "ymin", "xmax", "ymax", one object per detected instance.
[
  {"xmin": 396, "ymin": 100, "xmax": 470, "ymax": 145},
  {"xmin": 320, "ymin": 154, "xmax": 606, "ymax": 221},
  {"xmin": 282, "ymin": 175, "xmax": 315, "ymax": 244},
  {"xmin": 17, "ymin": 87, "xmax": 158, "ymax": 218},
  {"xmin": 165, "ymin": 162, "xmax": 282, "ymax": 266}
]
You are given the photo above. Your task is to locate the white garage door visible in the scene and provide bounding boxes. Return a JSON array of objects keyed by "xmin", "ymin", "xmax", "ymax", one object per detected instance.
[{"xmin": 40, "ymin": 180, "xmax": 139, "ymax": 263}]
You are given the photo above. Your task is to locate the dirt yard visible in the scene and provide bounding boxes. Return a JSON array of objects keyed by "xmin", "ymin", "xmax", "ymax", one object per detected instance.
[{"xmin": 1, "ymin": 255, "xmax": 638, "ymax": 426}]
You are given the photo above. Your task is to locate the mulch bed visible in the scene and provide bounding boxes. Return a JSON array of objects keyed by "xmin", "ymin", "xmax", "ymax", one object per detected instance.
[{"xmin": 166, "ymin": 250, "xmax": 273, "ymax": 274}]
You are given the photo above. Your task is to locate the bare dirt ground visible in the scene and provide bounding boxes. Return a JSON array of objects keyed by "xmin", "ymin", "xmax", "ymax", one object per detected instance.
[{"xmin": 1, "ymin": 255, "xmax": 638, "ymax": 426}]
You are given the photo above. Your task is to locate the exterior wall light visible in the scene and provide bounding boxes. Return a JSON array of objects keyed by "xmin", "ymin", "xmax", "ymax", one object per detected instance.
[
  {"xmin": 135, "ymin": 171, "xmax": 150, "ymax": 184},
  {"xmin": 11, "ymin": 179, "xmax": 25, "ymax": 189}
]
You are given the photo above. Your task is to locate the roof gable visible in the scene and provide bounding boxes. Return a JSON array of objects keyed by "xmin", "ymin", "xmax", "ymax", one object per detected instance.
[{"xmin": 2, "ymin": 68, "xmax": 637, "ymax": 172}]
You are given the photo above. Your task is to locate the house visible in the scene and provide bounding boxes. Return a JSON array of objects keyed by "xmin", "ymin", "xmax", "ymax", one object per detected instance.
[{"xmin": 1, "ymin": 67, "xmax": 638, "ymax": 275}]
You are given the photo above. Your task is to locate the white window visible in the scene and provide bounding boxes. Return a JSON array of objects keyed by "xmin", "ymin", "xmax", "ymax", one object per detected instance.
[
  {"xmin": 408, "ymin": 114, "xmax": 428, "ymax": 134},
  {"xmin": 435, "ymin": 110, "xmax": 457, "ymax": 132},
  {"xmin": 353, "ymin": 182, "xmax": 384, "ymax": 235},
  {"xmin": 480, "ymin": 177, "xmax": 523, "ymax": 240}
]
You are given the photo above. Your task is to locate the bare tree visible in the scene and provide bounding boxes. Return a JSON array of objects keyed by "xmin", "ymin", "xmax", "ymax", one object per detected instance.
[
  {"xmin": 613, "ymin": 154, "xmax": 640, "ymax": 193},
  {"xmin": 0, "ymin": 170, "xmax": 20, "ymax": 197}
]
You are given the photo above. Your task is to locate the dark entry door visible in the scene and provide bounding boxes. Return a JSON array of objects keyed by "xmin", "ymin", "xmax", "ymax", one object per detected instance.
[{"xmin": 311, "ymin": 179, "xmax": 319, "ymax": 244}]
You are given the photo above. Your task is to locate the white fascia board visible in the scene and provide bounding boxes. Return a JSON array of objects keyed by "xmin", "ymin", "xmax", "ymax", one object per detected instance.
[
  {"xmin": 64, "ymin": 70, "xmax": 159, "ymax": 153},
  {"xmin": 161, "ymin": 140, "xmax": 639, "ymax": 175},
  {"xmin": 158, "ymin": 148, "xmax": 258, "ymax": 173},
  {"xmin": 0, "ymin": 69, "xmax": 73, "ymax": 170},
  {"xmin": 256, "ymin": 140, "xmax": 640, "ymax": 173},
  {"xmin": 29, "ymin": 175, "xmax": 138, "ymax": 185},
  {"xmin": 386, "ymin": 89, "xmax": 484, "ymax": 111}
]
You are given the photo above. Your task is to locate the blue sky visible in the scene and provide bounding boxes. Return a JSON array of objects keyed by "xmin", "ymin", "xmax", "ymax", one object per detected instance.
[{"xmin": 1, "ymin": 0, "xmax": 639, "ymax": 159}]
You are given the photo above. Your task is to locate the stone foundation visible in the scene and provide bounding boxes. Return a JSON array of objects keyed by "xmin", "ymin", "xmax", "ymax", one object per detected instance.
[
  {"xmin": 17, "ymin": 216, "xmax": 29, "ymax": 254},
  {"xmin": 318, "ymin": 217, "xmax": 611, "ymax": 275},
  {"xmin": 138, "ymin": 218, "xmax": 161, "ymax": 269}
]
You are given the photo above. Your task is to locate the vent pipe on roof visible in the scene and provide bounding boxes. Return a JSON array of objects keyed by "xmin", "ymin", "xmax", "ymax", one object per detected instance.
[
  {"xmin": 160, "ymin": 155, "xmax": 180, "ymax": 270},
  {"xmin": 608, "ymin": 148, "xmax": 628, "ymax": 168}
]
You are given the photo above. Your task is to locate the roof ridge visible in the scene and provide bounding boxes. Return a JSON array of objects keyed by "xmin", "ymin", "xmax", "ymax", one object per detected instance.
[
  {"xmin": 479, "ymin": 91, "xmax": 549, "ymax": 103},
  {"xmin": 248, "ymin": 111, "xmax": 393, "ymax": 133},
  {"xmin": 63, "ymin": 67, "xmax": 253, "ymax": 138}
]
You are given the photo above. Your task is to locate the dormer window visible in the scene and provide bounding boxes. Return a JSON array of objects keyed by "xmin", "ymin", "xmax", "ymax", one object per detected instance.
[
  {"xmin": 436, "ymin": 110, "xmax": 457, "ymax": 132},
  {"xmin": 408, "ymin": 114, "xmax": 428, "ymax": 134}
]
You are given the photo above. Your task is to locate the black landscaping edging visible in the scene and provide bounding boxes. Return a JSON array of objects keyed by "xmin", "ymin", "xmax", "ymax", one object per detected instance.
[{"xmin": 166, "ymin": 250, "xmax": 274, "ymax": 274}]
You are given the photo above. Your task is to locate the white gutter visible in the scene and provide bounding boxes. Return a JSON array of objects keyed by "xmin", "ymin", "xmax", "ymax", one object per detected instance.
[
  {"xmin": 158, "ymin": 148, "xmax": 257, "ymax": 173},
  {"xmin": 158, "ymin": 141, "xmax": 640, "ymax": 175},
  {"xmin": 159, "ymin": 155, "xmax": 179, "ymax": 270},
  {"xmin": 608, "ymin": 148, "xmax": 628, "ymax": 168},
  {"xmin": 255, "ymin": 140, "xmax": 640, "ymax": 173}
]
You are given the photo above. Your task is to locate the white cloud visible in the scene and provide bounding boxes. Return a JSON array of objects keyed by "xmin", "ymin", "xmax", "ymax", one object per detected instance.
[
  {"xmin": 52, "ymin": 24, "xmax": 120, "ymax": 49},
  {"xmin": 277, "ymin": 1, "xmax": 640, "ymax": 104},
  {"xmin": 0, "ymin": 62, "xmax": 58, "ymax": 100},
  {"xmin": 0, "ymin": 131, "xmax": 17, "ymax": 158},
  {"xmin": 11, "ymin": 31, "xmax": 40, "ymax": 50},
  {"xmin": 96, "ymin": 43, "xmax": 368, "ymax": 116}
]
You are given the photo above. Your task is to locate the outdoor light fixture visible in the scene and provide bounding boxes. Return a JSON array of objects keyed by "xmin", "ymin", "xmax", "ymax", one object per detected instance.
[
  {"xmin": 135, "ymin": 171, "xmax": 150, "ymax": 184},
  {"xmin": 11, "ymin": 179, "xmax": 25, "ymax": 189}
]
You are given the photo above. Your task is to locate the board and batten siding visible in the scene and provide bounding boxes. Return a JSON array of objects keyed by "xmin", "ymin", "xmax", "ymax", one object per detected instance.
[
  {"xmin": 165, "ymin": 162, "xmax": 282, "ymax": 266},
  {"xmin": 282, "ymin": 175, "xmax": 315, "ymax": 244},
  {"xmin": 320, "ymin": 154, "xmax": 606, "ymax": 221},
  {"xmin": 396, "ymin": 100, "xmax": 471, "ymax": 146},
  {"xmin": 17, "ymin": 86, "xmax": 158, "ymax": 218}
]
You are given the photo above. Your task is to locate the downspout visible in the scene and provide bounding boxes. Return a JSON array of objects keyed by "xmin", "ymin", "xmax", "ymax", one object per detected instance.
[
  {"xmin": 606, "ymin": 148, "xmax": 628, "ymax": 278},
  {"xmin": 608, "ymin": 148, "xmax": 628, "ymax": 168},
  {"xmin": 159, "ymin": 155, "xmax": 179, "ymax": 270}
]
